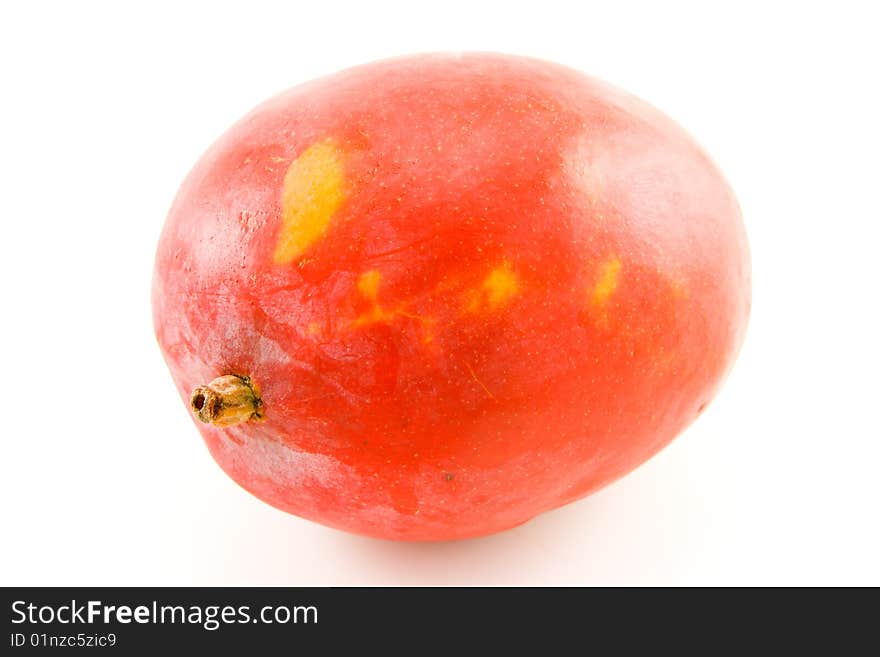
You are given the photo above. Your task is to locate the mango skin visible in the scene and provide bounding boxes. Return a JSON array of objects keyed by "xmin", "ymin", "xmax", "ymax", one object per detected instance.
[{"xmin": 152, "ymin": 53, "xmax": 750, "ymax": 541}]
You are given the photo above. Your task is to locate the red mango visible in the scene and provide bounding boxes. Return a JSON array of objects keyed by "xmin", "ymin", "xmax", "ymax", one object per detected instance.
[{"xmin": 152, "ymin": 53, "xmax": 750, "ymax": 541}]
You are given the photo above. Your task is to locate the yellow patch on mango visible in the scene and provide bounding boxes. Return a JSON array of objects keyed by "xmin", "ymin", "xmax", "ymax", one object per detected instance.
[
  {"xmin": 467, "ymin": 261, "xmax": 520, "ymax": 312},
  {"xmin": 590, "ymin": 257, "xmax": 622, "ymax": 307},
  {"xmin": 273, "ymin": 139, "xmax": 345, "ymax": 265},
  {"xmin": 354, "ymin": 270, "xmax": 392, "ymax": 326},
  {"xmin": 357, "ymin": 269, "xmax": 382, "ymax": 301},
  {"xmin": 352, "ymin": 271, "xmax": 435, "ymax": 339}
]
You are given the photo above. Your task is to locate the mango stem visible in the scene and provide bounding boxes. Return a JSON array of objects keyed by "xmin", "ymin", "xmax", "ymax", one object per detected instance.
[{"xmin": 190, "ymin": 374, "xmax": 264, "ymax": 426}]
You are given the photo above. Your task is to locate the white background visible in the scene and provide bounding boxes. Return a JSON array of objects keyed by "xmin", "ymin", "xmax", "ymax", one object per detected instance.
[{"xmin": 1, "ymin": 1, "xmax": 878, "ymax": 586}]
